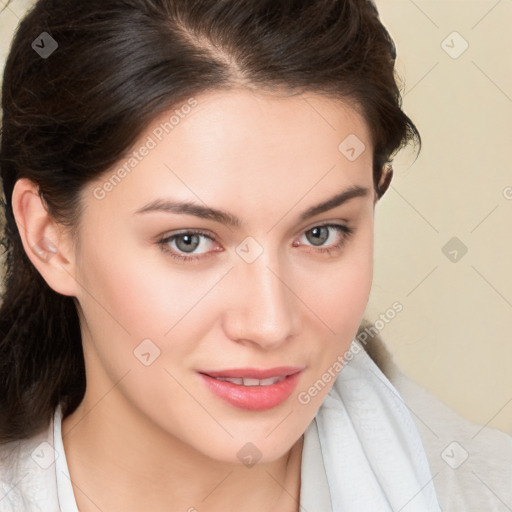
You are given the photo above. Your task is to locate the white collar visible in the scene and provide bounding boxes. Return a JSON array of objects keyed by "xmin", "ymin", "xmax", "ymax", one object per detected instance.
[
  {"xmin": 50, "ymin": 339, "xmax": 440, "ymax": 511},
  {"xmin": 300, "ymin": 339, "xmax": 441, "ymax": 511}
]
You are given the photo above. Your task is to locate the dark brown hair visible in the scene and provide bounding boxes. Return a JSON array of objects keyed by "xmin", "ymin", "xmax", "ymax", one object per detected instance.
[{"xmin": 0, "ymin": 0, "xmax": 420, "ymax": 443}]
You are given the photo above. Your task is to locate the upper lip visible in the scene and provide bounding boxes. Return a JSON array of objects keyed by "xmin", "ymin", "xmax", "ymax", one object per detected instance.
[{"xmin": 199, "ymin": 366, "xmax": 304, "ymax": 379}]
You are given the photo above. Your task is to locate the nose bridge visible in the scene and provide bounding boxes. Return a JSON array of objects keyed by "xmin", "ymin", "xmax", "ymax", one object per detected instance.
[{"xmin": 224, "ymin": 247, "xmax": 298, "ymax": 347}]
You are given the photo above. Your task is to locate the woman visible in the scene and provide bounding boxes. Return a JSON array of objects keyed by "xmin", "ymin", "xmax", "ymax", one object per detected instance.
[{"xmin": 0, "ymin": 0, "xmax": 463, "ymax": 510}]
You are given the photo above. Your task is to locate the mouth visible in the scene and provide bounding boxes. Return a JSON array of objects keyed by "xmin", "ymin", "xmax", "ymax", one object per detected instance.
[
  {"xmin": 210, "ymin": 375, "xmax": 286, "ymax": 386},
  {"xmin": 197, "ymin": 366, "xmax": 304, "ymax": 411},
  {"xmin": 199, "ymin": 366, "xmax": 303, "ymax": 381}
]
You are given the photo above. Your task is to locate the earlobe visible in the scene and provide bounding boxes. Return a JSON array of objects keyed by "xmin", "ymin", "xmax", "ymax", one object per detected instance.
[{"xmin": 11, "ymin": 178, "xmax": 79, "ymax": 297}]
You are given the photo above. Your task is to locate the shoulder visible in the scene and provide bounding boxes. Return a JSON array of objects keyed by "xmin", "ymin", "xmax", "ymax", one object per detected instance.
[
  {"xmin": 363, "ymin": 328, "xmax": 512, "ymax": 512},
  {"xmin": 0, "ymin": 413, "xmax": 60, "ymax": 512}
]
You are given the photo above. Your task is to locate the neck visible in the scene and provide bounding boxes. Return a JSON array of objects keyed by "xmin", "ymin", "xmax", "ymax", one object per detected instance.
[{"xmin": 61, "ymin": 393, "xmax": 303, "ymax": 512}]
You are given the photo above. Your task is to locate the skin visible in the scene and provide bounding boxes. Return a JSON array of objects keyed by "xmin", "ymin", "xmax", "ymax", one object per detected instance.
[{"xmin": 12, "ymin": 88, "xmax": 384, "ymax": 511}]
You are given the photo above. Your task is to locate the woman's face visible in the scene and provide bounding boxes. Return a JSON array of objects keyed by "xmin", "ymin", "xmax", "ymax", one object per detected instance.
[{"xmin": 72, "ymin": 88, "xmax": 375, "ymax": 464}]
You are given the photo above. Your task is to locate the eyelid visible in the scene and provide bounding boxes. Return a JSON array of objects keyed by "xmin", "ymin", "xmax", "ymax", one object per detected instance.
[
  {"xmin": 298, "ymin": 217, "xmax": 351, "ymax": 235},
  {"xmin": 162, "ymin": 227, "xmax": 216, "ymax": 238},
  {"xmin": 294, "ymin": 222, "xmax": 353, "ymax": 250},
  {"xmin": 157, "ymin": 228, "xmax": 219, "ymax": 263},
  {"xmin": 158, "ymin": 222, "xmax": 353, "ymax": 262}
]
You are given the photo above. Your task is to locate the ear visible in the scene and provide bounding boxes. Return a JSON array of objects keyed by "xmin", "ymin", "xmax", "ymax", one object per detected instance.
[
  {"xmin": 11, "ymin": 177, "xmax": 80, "ymax": 297},
  {"xmin": 375, "ymin": 164, "xmax": 393, "ymax": 201}
]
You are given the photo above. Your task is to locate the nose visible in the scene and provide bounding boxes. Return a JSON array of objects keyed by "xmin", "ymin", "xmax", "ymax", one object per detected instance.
[{"xmin": 221, "ymin": 253, "xmax": 301, "ymax": 350}]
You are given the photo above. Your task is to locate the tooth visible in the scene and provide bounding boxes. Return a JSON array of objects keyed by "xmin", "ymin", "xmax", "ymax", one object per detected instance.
[
  {"xmin": 242, "ymin": 378, "xmax": 261, "ymax": 386},
  {"xmin": 215, "ymin": 377, "xmax": 244, "ymax": 384},
  {"xmin": 214, "ymin": 376, "xmax": 286, "ymax": 386},
  {"xmin": 226, "ymin": 377, "xmax": 243, "ymax": 385},
  {"xmin": 259, "ymin": 377, "xmax": 278, "ymax": 386}
]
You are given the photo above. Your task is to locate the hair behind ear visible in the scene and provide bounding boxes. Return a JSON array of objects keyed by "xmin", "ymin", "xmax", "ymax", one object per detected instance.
[{"xmin": 0, "ymin": 196, "xmax": 85, "ymax": 444}]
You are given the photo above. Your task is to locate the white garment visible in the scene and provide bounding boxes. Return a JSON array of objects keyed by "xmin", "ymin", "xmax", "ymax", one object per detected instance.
[
  {"xmin": 0, "ymin": 400, "xmax": 77, "ymax": 512},
  {"xmin": 0, "ymin": 339, "xmax": 449, "ymax": 511},
  {"xmin": 300, "ymin": 340, "xmax": 441, "ymax": 511},
  {"xmin": 388, "ymin": 360, "xmax": 512, "ymax": 512}
]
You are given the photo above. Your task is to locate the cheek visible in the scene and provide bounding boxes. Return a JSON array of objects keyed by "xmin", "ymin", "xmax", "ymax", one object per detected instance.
[
  {"xmin": 299, "ymin": 223, "xmax": 373, "ymax": 336},
  {"xmin": 74, "ymin": 234, "xmax": 224, "ymax": 367},
  {"xmin": 75, "ymin": 216, "xmax": 373, "ymax": 373},
  {"xmin": 302, "ymin": 225, "xmax": 373, "ymax": 386},
  {"xmin": 292, "ymin": 228, "xmax": 373, "ymax": 410},
  {"xmin": 76, "ymin": 221, "xmax": 171, "ymax": 329}
]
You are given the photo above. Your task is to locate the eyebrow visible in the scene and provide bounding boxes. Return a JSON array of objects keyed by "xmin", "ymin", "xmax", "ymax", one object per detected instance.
[{"xmin": 134, "ymin": 185, "xmax": 369, "ymax": 227}]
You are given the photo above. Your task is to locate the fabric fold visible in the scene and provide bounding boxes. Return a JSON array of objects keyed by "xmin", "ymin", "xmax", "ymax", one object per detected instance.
[{"xmin": 300, "ymin": 339, "xmax": 442, "ymax": 511}]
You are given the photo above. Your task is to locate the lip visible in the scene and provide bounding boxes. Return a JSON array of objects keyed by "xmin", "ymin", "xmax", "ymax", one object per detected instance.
[
  {"xmin": 198, "ymin": 366, "xmax": 304, "ymax": 411},
  {"xmin": 199, "ymin": 366, "xmax": 304, "ymax": 379}
]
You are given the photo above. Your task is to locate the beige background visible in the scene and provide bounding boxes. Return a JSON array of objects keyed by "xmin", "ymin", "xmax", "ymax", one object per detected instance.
[{"xmin": 1, "ymin": 0, "xmax": 511, "ymax": 435}]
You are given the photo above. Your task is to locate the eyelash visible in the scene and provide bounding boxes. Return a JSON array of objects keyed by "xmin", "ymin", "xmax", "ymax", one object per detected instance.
[{"xmin": 157, "ymin": 223, "xmax": 354, "ymax": 263}]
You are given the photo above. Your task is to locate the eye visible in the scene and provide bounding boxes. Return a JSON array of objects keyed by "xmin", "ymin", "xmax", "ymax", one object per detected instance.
[
  {"xmin": 158, "ymin": 223, "xmax": 354, "ymax": 263},
  {"xmin": 294, "ymin": 223, "xmax": 354, "ymax": 255},
  {"xmin": 158, "ymin": 230, "xmax": 219, "ymax": 262}
]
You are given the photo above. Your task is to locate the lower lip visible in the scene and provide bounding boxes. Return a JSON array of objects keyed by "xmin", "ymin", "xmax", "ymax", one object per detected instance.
[{"xmin": 198, "ymin": 372, "xmax": 302, "ymax": 411}]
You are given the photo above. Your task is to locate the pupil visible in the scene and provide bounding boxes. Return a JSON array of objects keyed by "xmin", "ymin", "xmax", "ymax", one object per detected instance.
[
  {"xmin": 307, "ymin": 226, "xmax": 328, "ymax": 246},
  {"xmin": 176, "ymin": 234, "xmax": 199, "ymax": 253}
]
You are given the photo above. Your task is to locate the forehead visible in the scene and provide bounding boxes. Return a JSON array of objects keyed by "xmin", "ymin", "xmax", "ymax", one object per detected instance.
[
  {"xmin": 161, "ymin": 88, "xmax": 372, "ymax": 170},
  {"xmin": 86, "ymin": 88, "xmax": 373, "ymax": 219}
]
